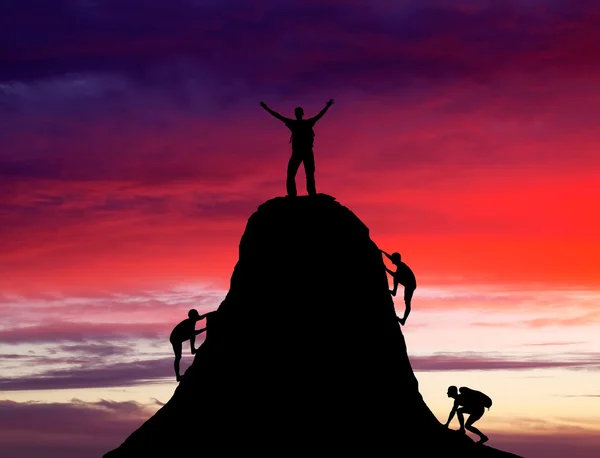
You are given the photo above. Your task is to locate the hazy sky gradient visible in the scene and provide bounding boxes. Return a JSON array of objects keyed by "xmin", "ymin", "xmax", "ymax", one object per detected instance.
[{"xmin": 2, "ymin": 1, "xmax": 600, "ymax": 457}]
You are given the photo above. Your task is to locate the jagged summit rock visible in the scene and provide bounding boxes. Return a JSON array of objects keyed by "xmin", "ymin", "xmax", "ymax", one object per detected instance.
[{"xmin": 104, "ymin": 194, "xmax": 523, "ymax": 457}]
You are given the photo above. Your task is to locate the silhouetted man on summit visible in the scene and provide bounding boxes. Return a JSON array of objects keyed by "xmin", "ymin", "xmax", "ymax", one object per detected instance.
[
  {"xmin": 381, "ymin": 250, "xmax": 416, "ymax": 326},
  {"xmin": 170, "ymin": 309, "xmax": 214, "ymax": 382},
  {"xmin": 260, "ymin": 99, "xmax": 334, "ymax": 197}
]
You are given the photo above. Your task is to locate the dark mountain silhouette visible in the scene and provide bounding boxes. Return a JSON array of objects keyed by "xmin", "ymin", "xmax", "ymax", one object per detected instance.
[{"xmin": 104, "ymin": 194, "xmax": 523, "ymax": 457}]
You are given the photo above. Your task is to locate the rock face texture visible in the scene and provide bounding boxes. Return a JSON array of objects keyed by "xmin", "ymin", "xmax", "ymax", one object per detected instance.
[{"xmin": 104, "ymin": 194, "xmax": 523, "ymax": 457}]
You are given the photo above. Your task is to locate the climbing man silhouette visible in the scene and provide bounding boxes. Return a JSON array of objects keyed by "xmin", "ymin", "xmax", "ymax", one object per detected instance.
[
  {"xmin": 445, "ymin": 385, "xmax": 490, "ymax": 444},
  {"xmin": 381, "ymin": 250, "xmax": 416, "ymax": 326},
  {"xmin": 169, "ymin": 309, "xmax": 212, "ymax": 382},
  {"xmin": 260, "ymin": 98, "xmax": 334, "ymax": 197}
]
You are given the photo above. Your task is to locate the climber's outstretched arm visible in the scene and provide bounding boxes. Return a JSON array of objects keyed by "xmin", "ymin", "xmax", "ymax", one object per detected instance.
[
  {"xmin": 260, "ymin": 102, "xmax": 291, "ymax": 122},
  {"xmin": 197, "ymin": 311, "xmax": 215, "ymax": 320},
  {"xmin": 380, "ymin": 249, "xmax": 393, "ymax": 261},
  {"xmin": 445, "ymin": 400, "xmax": 459, "ymax": 427},
  {"xmin": 309, "ymin": 98, "xmax": 334, "ymax": 123}
]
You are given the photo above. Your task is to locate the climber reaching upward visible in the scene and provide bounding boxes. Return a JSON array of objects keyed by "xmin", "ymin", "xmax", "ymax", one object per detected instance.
[
  {"xmin": 170, "ymin": 309, "xmax": 215, "ymax": 382},
  {"xmin": 380, "ymin": 249, "xmax": 416, "ymax": 326}
]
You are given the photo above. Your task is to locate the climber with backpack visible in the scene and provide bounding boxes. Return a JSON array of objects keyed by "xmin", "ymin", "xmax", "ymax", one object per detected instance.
[
  {"xmin": 259, "ymin": 98, "xmax": 334, "ymax": 197},
  {"xmin": 444, "ymin": 385, "xmax": 492, "ymax": 444}
]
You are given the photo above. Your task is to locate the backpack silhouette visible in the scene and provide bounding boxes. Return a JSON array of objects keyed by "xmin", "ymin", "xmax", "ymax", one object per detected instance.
[
  {"xmin": 286, "ymin": 120, "xmax": 316, "ymax": 147},
  {"xmin": 459, "ymin": 386, "xmax": 493, "ymax": 410}
]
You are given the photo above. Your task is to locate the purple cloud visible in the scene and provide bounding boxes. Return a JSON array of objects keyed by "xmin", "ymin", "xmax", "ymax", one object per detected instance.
[
  {"xmin": 0, "ymin": 399, "xmax": 160, "ymax": 458},
  {"xmin": 3, "ymin": 349, "xmax": 600, "ymax": 392},
  {"xmin": 0, "ymin": 322, "xmax": 168, "ymax": 343},
  {"xmin": 2, "ymin": 400, "xmax": 600, "ymax": 458},
  {"xmin": 491, "ymin": 430, "xmax": 600, "ymax": 458},
  {"xmin": 0, "ymin": 357, "xmax": 172, "ymax": 391},
  {"xmin": 411, "ymin": 352, "xmax": 600, "ymax": 371}
]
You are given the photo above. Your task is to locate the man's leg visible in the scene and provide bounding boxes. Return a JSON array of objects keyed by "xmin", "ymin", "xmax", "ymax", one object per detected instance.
[
  {"xmin": 303, "ymin": 149, "xmax": 316, "ymax": 196},
  {"xmin": 456, "ymin": 408, "xmax": 466, "ymax": 433},
  {"xmin": 466, "ymin": 410, "xmax": 488, "ymax": 443},
  {"xmin": 172, "ymin": 341, "xmax": 182, "ymax": 382},
  {"xmin": 286, "ymin": 153, "xmax": 303, "ymax": 197},
  {"xmin": 403, "ymin": 288, "xmax": 414, "ymax": 322},
  {"xmin": 404, "ymin": 288, "xmax": 414, "ymax": 305}
]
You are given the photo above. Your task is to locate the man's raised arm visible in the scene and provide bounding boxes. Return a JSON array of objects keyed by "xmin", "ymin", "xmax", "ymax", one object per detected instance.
[
  {"xmin": 310, "ymin": 98, "xmax": 334, "ymax": 123},
  {"xmin": 260, "ymin": 101, "xmax": 289, "ymax": 122}
]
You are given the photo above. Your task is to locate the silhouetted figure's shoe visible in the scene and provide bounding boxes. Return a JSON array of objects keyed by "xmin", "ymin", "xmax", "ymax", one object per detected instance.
[
  {"xmin": 477, "ymin": 435, "xmax": 489, "ymax": 444},
  {"xmin": 176, "ymin": 375, "xmax": 181, "ymax": 382}
]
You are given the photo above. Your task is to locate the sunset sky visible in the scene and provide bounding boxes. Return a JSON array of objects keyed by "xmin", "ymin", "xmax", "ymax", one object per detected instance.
[{"xmin": 2, "ymin": 1, "xmax": 600, "ymax": 457}]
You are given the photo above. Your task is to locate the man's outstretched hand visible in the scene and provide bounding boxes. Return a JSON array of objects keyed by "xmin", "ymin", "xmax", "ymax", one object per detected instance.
[
  {"xmin": 326, "ymin": 98, "xmax": 334, "ymax": 106},
  {"xmin": 260, "ymin": 101, "xmax": 267, "ymax": 109}
]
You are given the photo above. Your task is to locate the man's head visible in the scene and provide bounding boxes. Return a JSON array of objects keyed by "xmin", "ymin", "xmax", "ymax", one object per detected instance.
[
  {"xmin": 294, "ymin": 107, "xmax": 304, "ymax": 119},
  {"xmin": 188, "ymin": 309, "xmax": 200, "ymax": 320},
  {"xmin": 447, "ymin": 386, "xmax": 458, "ymax": 398},
  {"xmin": 391, "ymin": 252, "xmax": 401, "ymax": 265}
]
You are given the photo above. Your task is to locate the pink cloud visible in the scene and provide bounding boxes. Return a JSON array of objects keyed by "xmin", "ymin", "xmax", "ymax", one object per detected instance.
[
  {"xmin": 522, "ymin": 342, "xmax": 586, "ymax": 347},
  {"xmin": 471, "ymin": 311, "xmax": 600, "ymax": 328}
]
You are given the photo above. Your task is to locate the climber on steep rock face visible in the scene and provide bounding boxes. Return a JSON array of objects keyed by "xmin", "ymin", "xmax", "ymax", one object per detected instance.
[
  {"xmin": 380, "ymin": 249, "xmax": 416, "ymax": 326},
  {"xmin": 169, "ymin": 309, "xmax": 216, "ymax": 382}
]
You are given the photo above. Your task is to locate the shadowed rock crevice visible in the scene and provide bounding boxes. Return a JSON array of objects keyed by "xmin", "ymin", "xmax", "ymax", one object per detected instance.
[{"xmin": 104, "ymin": 194, "xmax": 522, "ymax": 457}]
